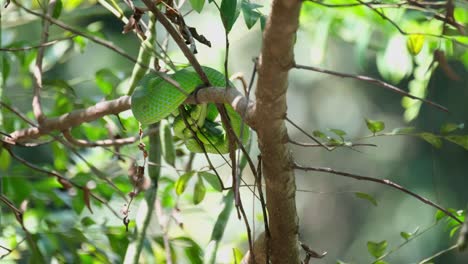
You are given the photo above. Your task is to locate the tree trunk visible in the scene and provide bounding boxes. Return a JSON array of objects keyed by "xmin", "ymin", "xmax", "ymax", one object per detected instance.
[{"xmin": 254, "ymin": 0, "xmax": 302, "ymax": 263}]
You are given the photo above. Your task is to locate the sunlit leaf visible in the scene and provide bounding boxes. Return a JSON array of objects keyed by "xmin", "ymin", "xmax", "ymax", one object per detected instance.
[
  {"xmin": 160, "ymin": 120, "xmax": 176, "ymax": 166},
  {"xmin": 329, "ymin": 128, "xmax": 346, "ymax": 139},
  {"xmin": 444, "ymin": 135, "xmax": 468, "ymax": 150},
  {"xmin": 52, "ymin": 0, "xmax": 63, "ymax": 19},
  {"xmin": 190, "ymin": 0, "xmax": 205, "ymax": 13},
  {"xmin": 2, "ymin": 56, "xmax": 10, "ymax": 83},
  {"xmin": 367, "ymin": 240, "xmax": 387, "ymax": 258},
  {"xmin": 400, "ymin": 226, "xmax": 419, "ymax": 241},
  {"xmin": 450, "ymin": 225, "xmax": 461, "ymax": 237},
  {"xmin": 313, "ymin": 130, "xmax": 327, "ymax": 139},
  {"xmin": 355, "ymin": 192, "xmax": 377, "ymax": 206},
  {"xmin": 419, "ymin": 133, "xmax": 443, "ymax": 148},
  {"xmin": 231, "ymin": 247, "xmax": 243, "ymax": 264},
  {"xmin": 199, "ymin": 171, "xmax": 222, "ymax": 192},
  {"xmin": 95, "ymin": 69, "xmax": 119, "ymax": 96},
  {"xmin": 377, "ymin": 35, "xmax": 412, "ymax": 84},
  {"xmin": 175, "ymin": 171, "xmax": 195, "ymax": 195},
  {"xmin": 73, "ymin": 35, "xmax": 87, "ymax": 53},
  {"xmin": 161, "ymin": 180, "xmax": 176, "ymax": 208},
  {"xmin": 406, "ymin": 34, "xmax": 425, "ymax": 56},
  {"xmin": 193, "ymin": 176, "xmax": 206, "ymax": 204},
  {"xmin": 241, "ymin": 1, "xmax": 262, "ymax": 29},
  {"xmin": 0, "ymin": 148, "xmax": 11, "ymax": 171},
  {"xmin": 440, "ymin": 123, "xmax": 464, "ymax": 134},
  {"xmin": 365, "ymin": 119, "xmax": 385, "ymax": 134},
  {"xmin": 220, "ymin": 0, "xmax": 240, "ymax": 33},
  {"xmin": 435, "ymin": 210, "xmax": 447, "ymax": 222}
]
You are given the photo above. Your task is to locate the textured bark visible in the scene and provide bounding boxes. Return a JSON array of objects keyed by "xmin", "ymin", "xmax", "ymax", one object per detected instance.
[{"xmin": 254, "ymin": 0, "xmax": 302, "ymax": 263}]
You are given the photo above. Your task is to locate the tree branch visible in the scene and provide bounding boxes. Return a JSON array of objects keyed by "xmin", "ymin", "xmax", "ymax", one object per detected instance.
[
  {"xmin": 293, "ymin": 63, "xmax": 448, "ymax": 112},
  {"xmin": 294, "ymin": 163, "xmax": 463, "ymax": 224},
  {"xmin": 3, "ymin": 87, "xmax": 255, "ymax": 144}
]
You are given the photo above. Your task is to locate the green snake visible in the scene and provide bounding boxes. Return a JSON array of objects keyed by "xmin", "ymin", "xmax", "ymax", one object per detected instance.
[{"xmin": 130, "ymin": 66, "xmax": 249, "ymax": 154}]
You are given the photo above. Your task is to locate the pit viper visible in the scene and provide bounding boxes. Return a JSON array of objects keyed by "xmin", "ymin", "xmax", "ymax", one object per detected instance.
[{"xmin": 130, "ymin": 66, "xmax": 249, "ymax": 154}]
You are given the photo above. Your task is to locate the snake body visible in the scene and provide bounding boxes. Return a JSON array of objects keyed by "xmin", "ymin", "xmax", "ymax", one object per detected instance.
[{"xmin": 131, "ymin": 67, "xmax": 249, "ymax": 154}]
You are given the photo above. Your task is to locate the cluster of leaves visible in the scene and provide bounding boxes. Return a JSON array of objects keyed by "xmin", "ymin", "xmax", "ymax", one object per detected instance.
[
  {"xmin": 337, "ymin": 209, "xmax": 465, "ymax": 264},
  {"xmin": 190, "ymin": 0, "xmax": 265, "ymax": 31}
]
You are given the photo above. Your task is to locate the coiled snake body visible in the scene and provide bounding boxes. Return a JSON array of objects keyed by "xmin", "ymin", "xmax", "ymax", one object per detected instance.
[{"xmin": 131, "ymin": 66, "xmax": 249, "ymax": 153}]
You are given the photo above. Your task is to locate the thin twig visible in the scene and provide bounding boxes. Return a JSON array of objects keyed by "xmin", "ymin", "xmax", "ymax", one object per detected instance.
[
  {"xmin": 285, "ymin": 116, "xmax": 332, "ymax": 151},
  {"xmin": 141, "ymin": 0, "xmax": 209, "ymax": 84},
  {"xmin": 0, "ymin": 35, "xmax": 76, "ymax": 51},
  {"xmin": 294, "ymin": 163, "xmax": 463, "ymax": 224},
  {"xmin": 62, "ymin": 128, "xmax": 158, "ymax": 147},
  {"xmin": 289, "ymin": 138, "xmax": 377, "ymax": 148},
  {"xmin": 418, "ymin": 244, "xmax": 459, "ymax": 264},
  {"xmin": 355, "ymin": 0, "xmax": 467, "ymax": 47},
  {"xmin": 293, "ymin": 63, "xmax": 448, "ymax": 112}
]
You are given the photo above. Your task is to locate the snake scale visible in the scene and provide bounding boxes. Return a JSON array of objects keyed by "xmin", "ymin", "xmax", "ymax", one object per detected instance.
[{"xmin": 131, "ymin": 66, "xmax": 249, "ymax": 154}]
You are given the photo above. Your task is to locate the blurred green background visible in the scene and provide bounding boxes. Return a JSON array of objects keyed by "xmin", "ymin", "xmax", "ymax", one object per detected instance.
[{"xmin": 1, "ymin": 0, "xmax": 468, "ymax": 263}]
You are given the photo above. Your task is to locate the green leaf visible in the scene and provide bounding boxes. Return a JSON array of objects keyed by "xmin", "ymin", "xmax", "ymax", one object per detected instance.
[
  {"xmin": 367, "ymin": 240, "xmax": 387, "ymax": 258},
  {"xmin": 365, "ymin": 119, "xmax": 385, "ymax": 134},
  {"xmin": 95, "ymin": 68, "xmax": 119, "ymax": 96},
  {"xmin": 355, "ymin": 192, "xmax": 378, "ymax": 206},
  {"xmin": 435, "ymin": 210, "xmax": 447, "ymax": 222},
  {"xmin": 81, "ymin": 216, "xmax": 96, "ymax": 227},
  {"xmin": 260, "ymin": 14, "xmax": 266, "ymax": 30},
  {"xmin": 400, "ymin": 231, "xmax": 411, "ymax": 241},
  {"xmin": 400, "ymin": 226, "xmax": 419, "ymax": 241},
  {"xmin": 406, "ymin": 34, "xmax": 425, "ymax": 56},
  {"xmin": 329, "ymin": 128, "xmax": 346, "ymax": 140},
  {"xmin": 220, "ymin": 0, "xmax": 240, "ymax": 33},
  {"xmin": 175, "ymin": 171, "xmax": 195, "ymax": 195},
  {"xmin": 210, "ymin": 191, "xmax": 234, "ymax": 241},
  {"xmin": 231, "ymin": 247, "xmax": 243, "ymax": 264},
  {"xmin": 2, "ymin": 56, "xmax": 10, "ymax": 83},
  {"xmin": 73, "ymin": 35, "xmax": 87, "ymax": 53},
  {"xmin": 444, "ymin": 135, "xmax": 468, "ymax": 150},
  {"xmin": 161, "ymin": 181, "xmax": 176, "ymax": 208},
  {"xmin": 199, "ymin": 171, "xmax": 222, "ymax": 192},
  {"xmin": 193, "ymin": 176, "xmax": 206, "ymax": 205},
  {"xmin": 376, "ymin": 35, "xmax": 412, "ymax": 84},
  {"xmin": 0, "ymin": 148, "xmax": 11, "ymax": 171},
  {"xmin": 241, "ymin": 1, "xmax": 262, "ymax": 29},
  {"xmin": 313, "ymin": 130, "xmax": 327, "ymax": 139},
  {"xmin": 419, "ymin": 133, "xmax": 443, "ymax": 148},
  {"xmin": 450, "ymin": 225, "xmax": 461, "ymax": 237},
  {"xmin": 160, "ymin": 120, "xmax": 176, "ymax": 166},
  {"xmin": 190, "ymin": 0, "xmax": 205, "ymax": 13},
  {"xmin": 440, "ymin": 123, "xmax": 464, "ymax": 134},
  {"xmin": 52, "ymin": 0, "xmax": 63, "ymax": 19}
]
